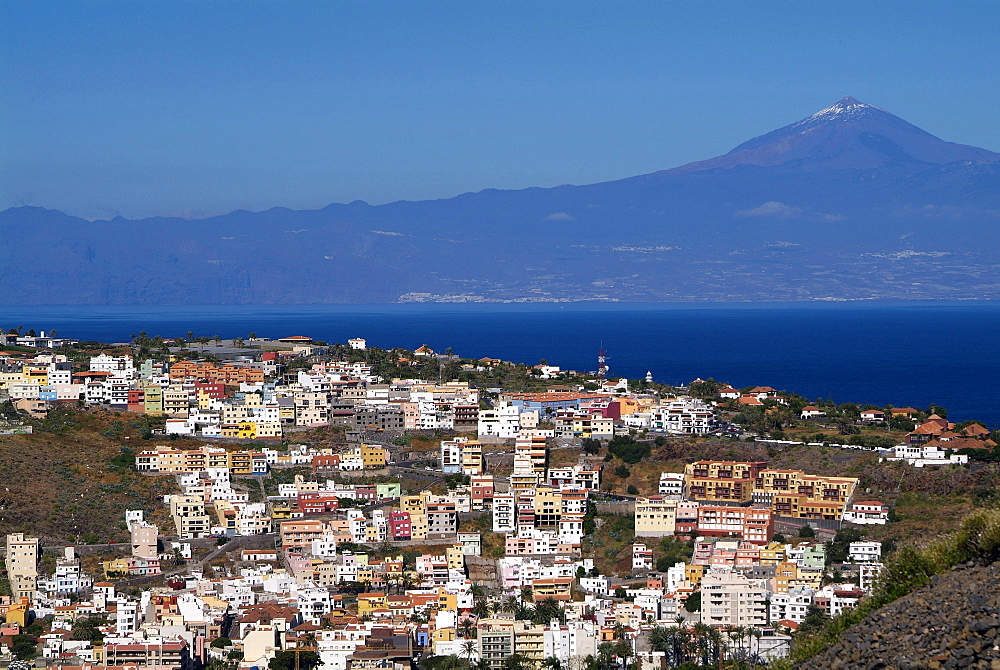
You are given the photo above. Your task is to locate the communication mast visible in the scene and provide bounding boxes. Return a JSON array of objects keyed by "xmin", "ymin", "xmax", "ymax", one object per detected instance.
[{"xmin": 597, "ymin": 345, "xmax": 609, "ymax": 379}]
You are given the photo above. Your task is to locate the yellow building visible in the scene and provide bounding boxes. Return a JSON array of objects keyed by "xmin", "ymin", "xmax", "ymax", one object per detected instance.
[
  {"xmin": 634, "ymin": 497, "xmax": 678, "ymax": 538},
  {"xmin": 103, "ymin": 557, "xmax": 131, "ymax": 578},
  {"xmin": 357, "ymin": 593, "xmax": 388, "ymax": 616},
  {"xmin": 360, "ymin": 444, "xmax": 388, "ymax": 469},
  {"xmin": 530, "ymin": 577, "xmax": 573, "ymax": 602},
  {"xmin": 513, "ymin": 621, "xmax": 546, "ymax": 663},
  {"xmin": 683, "ymin": 461, "xmax": 767, "ymax": 504},
  {"xmin": 755, "ymin": 470, "xmax": 858, "ymax": 520},
  {"xmin": 4, "ymin": 598, "xmax": 30, "ymax": 626},
  {"xmin": 437, "ymin": 590, "xmax": 459, "ymax": 612},
  {"xmin": 228, "ymin": 451, "xmax": 252, "ymax": 475},
  {"xmin": 532, "ymin": 486, "xmax": 563, "ymax": 529},
  {"xmin": 684, "ymin": 564, "xmax": 705, "ymax": 587},
  {"xmin": 758, "ymin": 542, "xmax": 787, "ymax": 566},
  {"xmin": 237, "ymin": 421, "xmax": 257, "ymax": 440},
  {"xmin": 21, "ymin": 366, "xmax": 48, "ymax": 385},
  {"xmin": 460, "ymin": 440, "xmax": 484, "ymax": 476},
  {"xmin": 774, "ymin": 561, "xmax": 798, "ymax": 593},
  {"xmin": 409, "ymin": 513, "xmax": 428, "ymax": 541},
  {"xmin": 143, "ymin": 384, "xmax": 164, "ymax": 415},
  {"xmin": 445, "ymin": 545, "xmax": 465, "ymax": 572},
  {"xmin": 401, "ymin": 492, "xmax": 429, "ymax": 515}
]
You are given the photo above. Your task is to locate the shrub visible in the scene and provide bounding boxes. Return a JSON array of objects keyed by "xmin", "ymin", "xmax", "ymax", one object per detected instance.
[{"xmin": 606, "ymin": 436, "xmax": 651, "ymax": 464}]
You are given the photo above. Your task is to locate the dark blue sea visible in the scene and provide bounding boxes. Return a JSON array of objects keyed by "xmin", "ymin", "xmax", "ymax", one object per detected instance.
[{"xmin": 2, "ymin": 302, "xmax": 999, "ymax": 428}]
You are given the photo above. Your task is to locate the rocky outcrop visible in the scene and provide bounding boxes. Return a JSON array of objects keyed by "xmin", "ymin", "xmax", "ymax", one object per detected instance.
[{"xmin": 808, "ymin": 561, "xmax": 1000, "ymax": 669}]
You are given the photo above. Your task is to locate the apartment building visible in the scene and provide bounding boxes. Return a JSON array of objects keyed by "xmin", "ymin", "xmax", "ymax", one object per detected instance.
[
  {"xmin": 634, "ymin": 497, "xmax": 678, "ymax": 537},
  {"xmin": 696, "ymin": 506, "xmax": 774, "ymax": 545},
  {"xmin": 650, "ymin": 398, "xmax": 717, "ymax": 435},
  {"xmin": 169, "ymin": 495, "xmax": 212, "ymax": 539},
  {"xmin": 754, "ymin": 470, "xmax": 858, "ymax": 520},
  {"xmin": 699, "ymin": 569, "xmax": 768, "ymax": 628},
  {"xmin": 684, "ymin": 461, "xmax": 767, "ymax": 504},
  {"xmin": 5, "ymin": 533, "xmax": 39, "ymax": 601}
]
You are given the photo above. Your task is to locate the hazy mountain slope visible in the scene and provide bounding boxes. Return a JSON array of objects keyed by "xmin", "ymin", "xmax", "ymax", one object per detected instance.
[{"xmin": 3, "ymin": 97, "xmax": 999, "ymax": 304}]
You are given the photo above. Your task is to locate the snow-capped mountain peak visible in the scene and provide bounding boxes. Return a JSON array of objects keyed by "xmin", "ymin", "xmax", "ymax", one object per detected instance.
[{"xmin": 796, "ymin": 96, "xmax": 886, "ymax": 127}]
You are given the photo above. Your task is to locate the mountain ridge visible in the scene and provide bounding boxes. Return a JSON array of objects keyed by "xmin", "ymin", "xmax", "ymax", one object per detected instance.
[{"xmin": 4, "ymin": 97, "xmax": 1000, "ymax": 304}]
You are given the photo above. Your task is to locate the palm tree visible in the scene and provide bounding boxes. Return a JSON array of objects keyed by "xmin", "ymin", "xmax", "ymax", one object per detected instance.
[
  {"xmin": 471, "ymin": 601, "xmax": 491, "ymax": 620},
  {"xmin": 248, "ymin": 332, "xmax": 257, "ymax": 341},
  {"xmin": 461, "ymin": 640, "xmax": 478, "ymax": 664},
  {"xmin": 496, "ymin": 596, "xmax": 518, "ymax": 615},
  {"xmin": 502, "ymin": 654, "xmax": 532, "ymax": 670},
  {"xmin": 459, "ymin": 618, "xmax": 476, "ymax": 639}
]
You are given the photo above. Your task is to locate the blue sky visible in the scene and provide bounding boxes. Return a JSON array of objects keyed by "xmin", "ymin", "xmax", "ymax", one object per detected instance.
[{"xmin": 3, "ymin": 1, "xmax": 999, "ymax": 219}]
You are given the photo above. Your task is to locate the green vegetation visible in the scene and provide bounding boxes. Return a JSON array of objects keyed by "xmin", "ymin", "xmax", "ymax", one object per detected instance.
[
  {"xmin": 269, "ymin": 651, "xmax": 320, "ymax": 670},
  {"xmin": 684, "ymin": 591, "xmax": 701, "ymax": 612},
  {"xmin": 777, "ymin": 508, "xmax": 1000, "ymax": 667},
  {"xmin": 655, "ymin": 537, "xmax": 693, "ymax": 572},
  {"xmin": 606, "ymin": 435, "xmax": 650, "ymax": 464}
]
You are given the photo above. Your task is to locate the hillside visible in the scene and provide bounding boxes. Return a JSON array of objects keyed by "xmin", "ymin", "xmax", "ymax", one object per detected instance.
[
  {"xmin": 787, "ymin": 508, "xmax": 1000, "ymax": 669},
  {"xmin": 806, "ymin": 560, "xmax": 1000, "ymax": 668},
  {"xmin": 3, "ymin": 97, "xmax": 1000, "ymax": 304},
  {"xmin": 0, "ymin": 408, "xmax": 192, "ymax": 545}
]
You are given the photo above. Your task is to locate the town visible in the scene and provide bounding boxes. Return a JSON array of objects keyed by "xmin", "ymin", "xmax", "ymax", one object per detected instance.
[{"xmin": 0, "ymin": 329, "xmax": 997, "ymax": 670}]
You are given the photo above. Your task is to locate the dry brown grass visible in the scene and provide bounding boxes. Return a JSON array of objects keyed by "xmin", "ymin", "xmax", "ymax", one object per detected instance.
[{"xmin": 0, "ymin": 407, "xmax": 183, "ymax": 545}]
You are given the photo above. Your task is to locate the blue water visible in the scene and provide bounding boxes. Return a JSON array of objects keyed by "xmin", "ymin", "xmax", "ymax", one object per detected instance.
[{"xmin": 2, "ymin": 302, "xmax": 999, "ymax": 427}]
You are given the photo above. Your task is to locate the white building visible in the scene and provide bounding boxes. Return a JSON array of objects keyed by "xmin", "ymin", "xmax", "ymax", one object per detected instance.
[
  {"xmin": 658, "ymin": 472, "xmax": 685, "ymax": 498},
  {"xmin": 650, "ymin": 397, "xmax": 717, "ymax": 435},
  {"xmin": 768, "ymin": 588, "xmax": 813, "ymax": 624},
  {"xmin": 881, "ymin": 445, "xmax": 968, "ymax": 467},
  {"xmin": 478, "ymin": 403, "xmax": 524, "ymax": 440},
  {"xmin": 843, "ymin": 501, "xmax": 889, "ymax": 525},
  {"xmin": 848, "ymin": 541, "xmax": 882, "ymax": 563},
  {"xmin": 699, "ymin": 568, "xmax": 768, "ymax": 628}
]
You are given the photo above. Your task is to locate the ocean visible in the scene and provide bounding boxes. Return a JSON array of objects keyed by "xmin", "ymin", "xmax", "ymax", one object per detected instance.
[{"xmin": 2, "ymin": 302, "xmax": 998, "ymax": 427}]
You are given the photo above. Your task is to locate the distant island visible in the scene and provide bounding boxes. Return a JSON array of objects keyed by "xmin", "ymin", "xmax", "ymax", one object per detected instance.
[{"xmin": 3, "ymin": 97, "xmax": 1000, "ymax": 305}]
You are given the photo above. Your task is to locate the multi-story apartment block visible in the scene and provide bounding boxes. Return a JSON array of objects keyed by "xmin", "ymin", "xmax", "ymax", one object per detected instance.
[
  {"xmin": 684, "ymin": 461, "xmax": 768, "ymax": 504},
  {"xmin": 634, "ymin": 497, "xmax": 678, "ymax": 537},
  {"xmin": 493, "ymin": 494, "xmax": 517, "ymax": 533},
  {"xmin": 130, "ymin": 522, "xmax": 158, "ymax": 560},
  {"xmin": 280, "ymin": 519, "xmax": 327, "ymax": 550},
  {"xmin": 753, "ymin": 470, "xmax": 858, "ymax": 520},
  {"xmin": 5, "ymin": 533, "xmax": 39, "ymax": 601},
  {"xmin": 650, "ymin": 398, "xmax": 717, "ymax": 435},
  {"xmin": 470, "ymin": 475, "xmax": 495, "ymax": 510},
  {"xmin": 426, "ymin": 500, "xmax": 458, "ymax": 537},
  {"xmin": 169, "ymin": 495, "xmax": 212, "ymax": 539},
  {"xmin": 696, "ymin": 506, "xmax": 774, "ymax": 545},
  {"xmin": 514, "ymin": 434, "xmax": 548, "ymax": 474},
  {"xmin": 441, "ymin": 437, "xmax": 482, "ymax": 475},
  {"xmin": 533, "ymin": 487, "xmax": 563, "ymax": 530},
  {"xmin": 699, "ymin": 569, "xmax": 769, "ymax": 628}
]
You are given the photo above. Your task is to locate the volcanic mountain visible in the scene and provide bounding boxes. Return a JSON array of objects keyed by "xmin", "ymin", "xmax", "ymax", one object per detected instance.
[{"xmin": 3, "ymin": 97, "xmax": 1000, "ymax": 303}]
